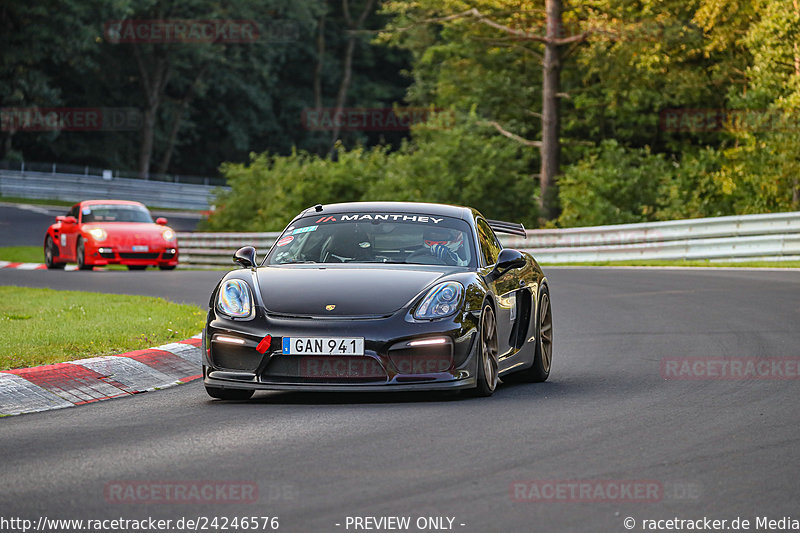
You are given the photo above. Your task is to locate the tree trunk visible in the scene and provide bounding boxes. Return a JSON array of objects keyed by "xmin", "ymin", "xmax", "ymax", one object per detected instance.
[
  {"xmin": 155, "ymin": 99, "xmax": 188, "ymax": 176},
  {"xmin": 329, "ymin": 36, "xmax": 356, "ymax": 148},
  {"xmin": 539, "ymin": 0, "xmax": 562, "ymax": 219},
  {"xmin": 156, "ymin": 65, "xmax": 207, "ymax": 175},
  {"xmin": 314, "ymin": 14, "xmax": 326, "ymax": 110},
  {"xmin": 329, "ymin": 0, "xmax": 376, "ymax": 152},
  {"xmin": 139, "ymin": 107, "xmax": 157, "ymax": 179},
  {"xmin": 134, "ymin": 46, "xmax": 171, "ymax": 179},
  {"xmin": 1, "ymin": 131, "xmax": 13, "ymax": 159}
]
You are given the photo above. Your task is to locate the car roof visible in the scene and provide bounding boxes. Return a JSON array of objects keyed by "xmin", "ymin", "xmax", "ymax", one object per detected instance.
[
  {"xmin": 296, "ymin": 201, "xmax": 474, "ymax": 221},
  {"xmin": 80, "ymin": 199, "xmax": 146, "ymax": 206}
]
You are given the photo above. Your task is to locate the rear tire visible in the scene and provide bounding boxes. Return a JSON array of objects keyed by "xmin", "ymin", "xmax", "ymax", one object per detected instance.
[
  {"xmin": 510, "ymin": 285, "xmax": 552, "ymax": 383},
  {"xmin": 76, "ymin": 239, "xmax": 92, "ymax": 270},
  {"xmin": 468, "ymin": 304, "xmax": 499, "ymax": 397},
  {"xmin": 44, "ymin": 236, "xmax": 65, "ymax": 269},
  {"xmin": 205, "ymin": 386, "xmax": 254, "ymax": 401}
]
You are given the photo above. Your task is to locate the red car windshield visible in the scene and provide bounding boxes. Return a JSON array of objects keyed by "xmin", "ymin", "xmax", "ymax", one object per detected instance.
[{"xmin": 81, "ymin": 205, "xmax": 153, "ymax": 223}]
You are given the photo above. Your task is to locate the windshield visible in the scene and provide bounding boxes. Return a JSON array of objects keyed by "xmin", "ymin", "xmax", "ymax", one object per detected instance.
[
  {"xmin": 81, "ymin": 204, "xmax": 153, "ymax": 223},
  {"xmin": 267, "ymin": 213, "xmax": 475, "ymax": 267}
]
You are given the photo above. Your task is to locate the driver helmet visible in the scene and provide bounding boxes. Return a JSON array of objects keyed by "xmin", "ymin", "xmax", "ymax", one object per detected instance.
[{"xmin": 423, "ymin": 228, "xmax": 464, "ymax": 255}]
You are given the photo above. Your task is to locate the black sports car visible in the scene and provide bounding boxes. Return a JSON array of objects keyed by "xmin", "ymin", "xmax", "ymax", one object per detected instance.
[{"xmin": 202, "ymin": 202, "xmax": 552, "ymax": 399}]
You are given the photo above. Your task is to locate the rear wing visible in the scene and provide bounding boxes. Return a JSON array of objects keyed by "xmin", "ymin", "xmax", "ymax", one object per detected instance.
[{"xmin": 487, "ymin": 219, "xmax": 526, "ymax": 237}]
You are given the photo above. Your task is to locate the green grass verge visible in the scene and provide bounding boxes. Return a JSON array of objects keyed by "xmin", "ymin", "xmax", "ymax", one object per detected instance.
[
  {"xmin": 0, "ymin": 246, "xmax": 43, "ymax": 263},
  {"xmin": 541, "ymin": 259, "xmax": 800, "ymax": 268},
  {"xmin": 0, "ymin": 286, "xmax": 205, "ymax": 370},
  {"xmin": 0, "ymin": 196, "xmax": 75, "ymax": 208}
]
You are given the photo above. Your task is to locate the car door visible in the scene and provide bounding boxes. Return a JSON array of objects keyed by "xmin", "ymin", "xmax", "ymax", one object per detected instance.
[
  {"xmin": 476, "ymin": 217, "xmax": 520, "ymax": 361},
  {"xmin": 59, "ymin": 204, "xmax": 81, "ymax": 260}
]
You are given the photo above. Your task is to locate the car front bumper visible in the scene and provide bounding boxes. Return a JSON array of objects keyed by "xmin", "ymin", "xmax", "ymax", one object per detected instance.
[
  {"xmin": 202, "ymin": 308, "xmax": 481, "ymax": 393},
  {"xmin": 83, "ymin": 241, "xmax": 179, "ymax": 267}
]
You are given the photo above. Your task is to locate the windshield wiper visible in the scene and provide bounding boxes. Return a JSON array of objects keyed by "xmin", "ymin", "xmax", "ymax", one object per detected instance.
[{"xmin": 280, "ymin": 260, "xmax": 318, "ymax": 264}]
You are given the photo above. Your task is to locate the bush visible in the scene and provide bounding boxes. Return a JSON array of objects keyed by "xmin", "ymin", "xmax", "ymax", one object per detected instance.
[
  {"xmin": 367, "ymin": 113, "xmax": 539, "ymax": 227},
  {"xmin": 203, "ymin": 112, "xmax": 539, "ymax": 231},
  {"xmin": 203, "ymin": 146, "xmax": 389, "ymax": 232},
  {"xmin": 557, "ymin": 140, "xmax": 670, "ymax": 227}
]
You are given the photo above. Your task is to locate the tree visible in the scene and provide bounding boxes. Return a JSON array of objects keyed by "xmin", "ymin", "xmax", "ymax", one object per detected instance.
[
  {"xmin": 381, "ymin": 1, "xmax": 604, "ymax": 219},
  {"xmin": 0, "ymin": 0, "xmax": 101, "ymax": 160}
]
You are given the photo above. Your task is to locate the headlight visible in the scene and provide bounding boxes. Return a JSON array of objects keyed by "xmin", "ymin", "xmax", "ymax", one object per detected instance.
[
  {"xmin": 162, "ymin": 228, "xmax": 175, "ymax": 242},
  {"xmin": 414, "ymin": 281, "xmax": 463, "ymax": 319},
  {"xmin": 217, "ymin": 279, "xmax": 253, "ymax": 319},
  {"xmin": 88, "ymin": 228, "xmax": 107, "ymax": 241}
]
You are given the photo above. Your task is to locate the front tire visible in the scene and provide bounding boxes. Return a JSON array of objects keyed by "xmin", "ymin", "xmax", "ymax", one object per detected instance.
[
  {"xmin": 44, "ymin": 236, "xmax": 65, "ymax": 269},
  {"xmin": 205, "ymin": 386, "xmax": 254, "ymax": 401},
  {"xmin": 469, "ymin": 304, "xmax": 499, "ymax": 397},
  {"xmin": 76, "ymin": 239, "xmax": 92, "ymax": 270}
]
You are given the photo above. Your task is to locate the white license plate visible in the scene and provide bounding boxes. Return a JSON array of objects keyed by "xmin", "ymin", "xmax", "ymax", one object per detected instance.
[
  {"xmin": 132, "ymin": 245, "xmax": 149, "ymax": 252},
  {"xmin": 282, "ymin": 337, "xmax": 364, "ymax": 356}
]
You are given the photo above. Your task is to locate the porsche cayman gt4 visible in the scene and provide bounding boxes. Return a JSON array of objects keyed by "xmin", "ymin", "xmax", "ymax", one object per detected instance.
[{"xmin": 202, "ymin": 202, "xmax": 552, "ymax": 400}]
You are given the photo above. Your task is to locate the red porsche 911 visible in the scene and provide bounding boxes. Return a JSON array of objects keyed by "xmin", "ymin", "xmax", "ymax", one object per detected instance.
[{"xmin": 44, "ymin": 200, "xmax": 179, "ymax": 270}]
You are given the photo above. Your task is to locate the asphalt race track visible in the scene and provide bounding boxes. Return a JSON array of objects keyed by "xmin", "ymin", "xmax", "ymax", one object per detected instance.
[
  {"xmin": 0, "ymin": 202, "xmax": 201, "ymax": 247},
  {"xmin": 1, "ymin": 266, "xmax": 799, "ymax": 532}
]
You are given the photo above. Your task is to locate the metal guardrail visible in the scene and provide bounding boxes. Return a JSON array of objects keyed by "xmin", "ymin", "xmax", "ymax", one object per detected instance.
[
  {"xmin": 177, "ymin": 211, "xmax": 800, "ymax": 268},
  {"xmin": 0, "ymin": 160, "xmax": 227, "ymax": 186},
  {"xmin": 501, "ymin": 211, "xmax": 800, "ymax": 263},
  {"xmin": 177, "ymin": 232, "xmax": 280, "ymax": 267},
  {"xmin": 0, "ymin": 169, "xmax": 227, "ymax": 210}
]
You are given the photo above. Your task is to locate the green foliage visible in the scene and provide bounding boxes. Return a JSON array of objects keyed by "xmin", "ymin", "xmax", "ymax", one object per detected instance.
[
  {"xmin": 2, "ymin": 0, "xmax": 411, "ymax": 176},
  {"xmin": 204, "ymin": 112, "xmax": 538, "ymax": 231},
  {"xmin": 204, "ymin": 146, "xmax": 383, "ymax": 231},
  {"xmin": 367, "ymin": 113, "xmax": 538, "ymax": 227},
  {"xmin": 656, "ymin": 147, "xmax": 733, "ymax": 220},
  {"xmin": 557, "ymin": 140, "xmax": 670, "ymax": 227},
  {"xmin": 6, "ymin": 0, "xmax": 800, "ymax": 225}
]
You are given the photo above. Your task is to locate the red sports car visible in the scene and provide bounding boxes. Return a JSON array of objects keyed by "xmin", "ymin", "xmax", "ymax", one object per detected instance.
[{"xmin": 44, "ymin": 200, "xmax": 179, "ymax": 270}]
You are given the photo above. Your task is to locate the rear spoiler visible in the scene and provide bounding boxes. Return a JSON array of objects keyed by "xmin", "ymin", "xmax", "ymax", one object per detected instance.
[{"xmin": 487, "ymin": 219, "xmax": 526, "ymax": 237}]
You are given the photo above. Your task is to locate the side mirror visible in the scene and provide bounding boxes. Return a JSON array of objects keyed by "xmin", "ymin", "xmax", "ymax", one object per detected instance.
[
  {"xmin": 495, "ymin": 248, "xmax": 526, "ymax": 272},
  {"xmin": 156, "ymin": 217, "xmax": 168, "ymax": 226},
  {"xmin": 58, "ymin": 215, "xmax": 77, "ymax": 224},
  {"xmin": 233, "ymin": 246, "xmax": 257, "ymax": 269}
]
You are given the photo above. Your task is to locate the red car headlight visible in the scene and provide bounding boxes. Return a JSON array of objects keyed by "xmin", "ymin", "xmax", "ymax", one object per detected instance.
[{"xmin": 88, "ymin": 228, "xmax": 107, "ymax": 242}]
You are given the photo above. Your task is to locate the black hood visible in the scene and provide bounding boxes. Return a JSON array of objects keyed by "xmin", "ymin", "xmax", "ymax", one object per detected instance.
[{"xmin": 255, "ymin": 265, "xmax": 451, "ymax": 317}]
